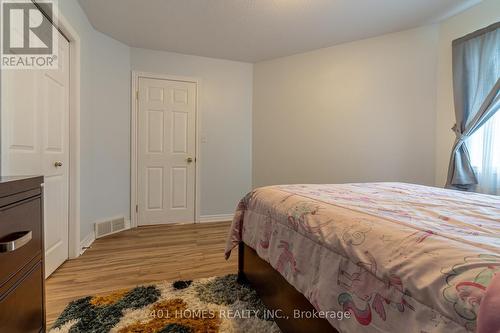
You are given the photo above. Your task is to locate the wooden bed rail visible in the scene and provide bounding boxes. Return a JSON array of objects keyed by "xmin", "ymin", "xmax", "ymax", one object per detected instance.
[{"xmin": 237, "ymin": 242, "xmax": 339, "ymax": 333}]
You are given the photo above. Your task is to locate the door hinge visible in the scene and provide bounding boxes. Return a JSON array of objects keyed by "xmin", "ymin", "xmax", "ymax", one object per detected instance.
[
  {"xmin": 135, "ymin": 204, "xmax": 138, "ymax": 213},
  {"xmin": 136, "ymin": 91, "xmax": 139, "ymax": 100}
]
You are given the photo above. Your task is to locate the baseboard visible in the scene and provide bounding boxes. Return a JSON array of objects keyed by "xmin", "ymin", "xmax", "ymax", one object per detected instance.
[
  {"xmin": 79, "ymin": 231, "xmax": 95, "ymax": 256},
  {"xmin": 198, "ymin": 214, "xmax": 233, "ymax": 223}
]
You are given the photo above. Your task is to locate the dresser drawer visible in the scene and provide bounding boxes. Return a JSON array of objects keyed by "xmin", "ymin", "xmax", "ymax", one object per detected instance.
[
  {"xmin": 0, "ymin": 262, "xmax": 44, "ymax": 333},
  {"xmin": 0, "ymin": 196, "xmax": 42, "ymax": 288}
]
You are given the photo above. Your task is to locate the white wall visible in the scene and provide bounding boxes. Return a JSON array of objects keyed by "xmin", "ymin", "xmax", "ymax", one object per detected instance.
[
  {"xmin": 253, "ymin": 26, "xmax": 439, "ymax": 187},
  {"xmin": 43, "ymin": 1, "xmax": 253, "ymax": 240},
  {"xmin": 59, "ymin": 0, "xmax": 131, "ymax": 240},
  {"xmin": 130, "ymin": 48, "xmax": 253, "ymax": 216},
  {"xmin": 56, "ymin": 0, "xmax": 499, "ymax": 240},
  {"xmin": 434, "ymin": 0, "xmax": 500, "ymax": 187}
]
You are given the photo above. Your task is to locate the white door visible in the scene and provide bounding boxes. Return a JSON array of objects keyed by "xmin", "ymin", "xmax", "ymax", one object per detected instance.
[
  {"xmin": 137, "ymin": 77, "xmax": 197, "ymax": 225},
  {"xmin": 1, "ymin": 32, "xmax": 70, "ymax": 277}
]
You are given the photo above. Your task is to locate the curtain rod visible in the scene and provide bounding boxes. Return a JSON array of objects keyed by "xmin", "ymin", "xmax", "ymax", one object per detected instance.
[{"xmin": 453, "ymin": 21, "xmax": 500, "ymax": 46}]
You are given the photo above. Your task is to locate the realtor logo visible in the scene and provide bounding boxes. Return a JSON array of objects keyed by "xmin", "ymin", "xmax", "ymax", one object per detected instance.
[{"xmin": 1, "ymin": 0, "xmax": 58, "ymax": 69}]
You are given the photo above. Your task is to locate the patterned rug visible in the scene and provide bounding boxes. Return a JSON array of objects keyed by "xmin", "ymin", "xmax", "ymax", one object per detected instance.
[{"xmin": 49, "ymin": 274, "xmax": 280, "ymax": 333}]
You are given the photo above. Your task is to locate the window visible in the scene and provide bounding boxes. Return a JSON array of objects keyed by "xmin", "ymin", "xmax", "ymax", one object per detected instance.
[
  {"xmin": 467, "ymin": 109, "xmax": 500, "ymax": 195},
  {"xmin": 447, "ymin": 22, "xmax": 499, "ymax": 195}
]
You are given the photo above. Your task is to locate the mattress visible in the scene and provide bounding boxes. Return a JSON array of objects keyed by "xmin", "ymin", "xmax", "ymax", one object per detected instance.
[{"xmin": 224, "ymin": 183, "xmax": 500, "ymax": 332}]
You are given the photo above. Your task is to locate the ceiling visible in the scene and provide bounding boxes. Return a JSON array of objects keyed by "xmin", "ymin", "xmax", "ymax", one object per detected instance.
[{"xmin": 78, "ymin": 0, "xmax": 481, "ymax": 63}]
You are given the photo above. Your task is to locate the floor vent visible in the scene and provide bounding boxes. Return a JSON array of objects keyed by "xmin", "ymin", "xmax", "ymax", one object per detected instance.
[{"xmin": 95, "ymin": 217, "xmax": 128, "ymax": 239}]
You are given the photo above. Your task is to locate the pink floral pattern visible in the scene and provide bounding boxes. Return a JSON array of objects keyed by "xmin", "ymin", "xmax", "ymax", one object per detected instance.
[
  {"xmin": 337, "ymin": 251, "xmax": 414, "ymax": 325},
  {"xmin": 276, "ymin": 240, "xmax": 300, "ymax": 276},
  {"xmin": 225, "ymin": 183, "xmax": 500, "ymax": 332}
]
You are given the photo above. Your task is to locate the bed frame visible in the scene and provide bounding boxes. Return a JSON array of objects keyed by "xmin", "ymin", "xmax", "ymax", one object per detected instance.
[{"xmin": 237, "ymin": 242, "xmax": 338, "ymax": 333}]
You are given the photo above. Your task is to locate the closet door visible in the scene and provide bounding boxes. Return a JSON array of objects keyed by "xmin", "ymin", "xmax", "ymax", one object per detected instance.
[{"xmin": 1, "ymin": 32, "xmax": 70, "ymax": 277}]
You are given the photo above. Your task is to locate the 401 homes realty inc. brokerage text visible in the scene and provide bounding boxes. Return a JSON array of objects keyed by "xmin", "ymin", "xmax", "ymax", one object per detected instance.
[{"xmin": 150, "ymin": 308, "xmax": 353, "ymax": 321}]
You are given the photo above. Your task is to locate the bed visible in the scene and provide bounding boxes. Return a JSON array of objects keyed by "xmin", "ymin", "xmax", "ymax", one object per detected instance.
[{"xmin": 224, "ymin": 183, "xmax": 500, "ymax": 333}]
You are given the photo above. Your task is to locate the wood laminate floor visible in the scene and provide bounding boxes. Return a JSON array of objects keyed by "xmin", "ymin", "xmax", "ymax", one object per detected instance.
[{"xmin": 45, "ymin": 221, "xmax": 237, "ymax": 327}]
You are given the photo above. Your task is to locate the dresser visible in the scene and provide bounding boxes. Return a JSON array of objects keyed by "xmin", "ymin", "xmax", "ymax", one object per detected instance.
[{"xmin": 0, "ymin": 176, "xmax": 45, "ymax": 333}]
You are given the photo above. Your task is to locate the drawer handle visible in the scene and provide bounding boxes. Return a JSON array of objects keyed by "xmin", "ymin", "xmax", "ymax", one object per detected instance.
[{"xmin": 0, "ymin": 231, "xmax": 32, "ymax": 253}]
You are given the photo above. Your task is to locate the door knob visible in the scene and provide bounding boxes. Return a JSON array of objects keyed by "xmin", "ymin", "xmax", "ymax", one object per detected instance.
[
  {"xmin": 54, "ymin": 161, "xmax": 63, "ymax": 167},
  {"xmin": 186, "ymin": 157, "xmax": 193, "ymax": 163}
]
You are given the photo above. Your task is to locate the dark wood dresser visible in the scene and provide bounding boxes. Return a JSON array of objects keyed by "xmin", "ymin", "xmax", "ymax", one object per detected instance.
[{"xmin": 0, "ymin": 176, "xmax": 45, "ymax": 333}]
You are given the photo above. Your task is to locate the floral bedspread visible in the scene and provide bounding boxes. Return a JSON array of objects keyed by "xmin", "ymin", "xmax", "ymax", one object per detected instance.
[{"xmin": 224, "ymin": 183, "xmax": 500, "ymax": 332}]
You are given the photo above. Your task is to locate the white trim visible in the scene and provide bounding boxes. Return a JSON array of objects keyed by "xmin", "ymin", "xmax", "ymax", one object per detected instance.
[
  {"xmin": 131, "ymin": 71, "xmax": 202, "ymax": 227},
  {"xmin": 131, "ymin": 72, "xmax": 137, "ymax": 227},
  {"xmin": 199, "ymin": 214, "xmax": 234, "ymax": 223},
  {"xmin": 79, "ymin": 231, "xmax": 95, "ymax": 256},
  {"xmin": 53, "ymin": 13, "xmax": 81, "ymax": 259}
]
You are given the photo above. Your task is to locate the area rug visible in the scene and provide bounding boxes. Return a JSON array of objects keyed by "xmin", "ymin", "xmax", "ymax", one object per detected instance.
[{"xmin": 49, "ymin": 274, "xmax": 281, "ymax": 333}]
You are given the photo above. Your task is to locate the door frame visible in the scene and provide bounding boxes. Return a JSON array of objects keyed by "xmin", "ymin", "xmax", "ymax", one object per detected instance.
[
  {"xmin": 54, "ymin": 13, "xmax": 81, "ymax": 259},
  {"xmin": 130, "ymin": 71, "xmax": 201, "ymax": 227}
]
